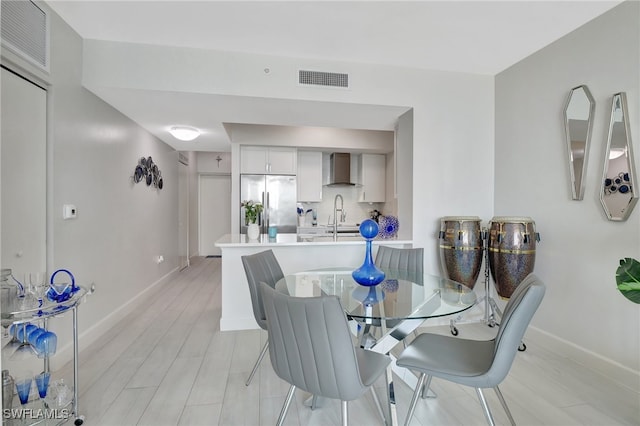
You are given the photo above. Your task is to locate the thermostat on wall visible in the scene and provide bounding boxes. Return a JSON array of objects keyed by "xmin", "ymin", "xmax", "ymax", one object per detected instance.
[{"xmin": 63, "ymin": 204, "xmax": 77, "ymax": 220}]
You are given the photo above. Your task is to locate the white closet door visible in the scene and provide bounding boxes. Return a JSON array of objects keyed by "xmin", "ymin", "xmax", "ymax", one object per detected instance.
[
  {"xmin": 1, "ymin": 67, "xmax": 47, "ymax": 274},
  {"xmin": 199, "ymin": 174, "xmax": 231, "ymax": 256}
]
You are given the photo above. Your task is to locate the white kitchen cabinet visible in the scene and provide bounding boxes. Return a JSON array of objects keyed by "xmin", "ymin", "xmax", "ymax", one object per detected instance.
[
  {"xmin": 358, "ymin": 154, "xmax": 386, "ymax": 203},
  {"xmin": 297, "ymin": 151, "xmax": 323, "ymax": 202},
  {"xmin": 240, "ymin": 146, "xmax": 297, "ymax": 175}
]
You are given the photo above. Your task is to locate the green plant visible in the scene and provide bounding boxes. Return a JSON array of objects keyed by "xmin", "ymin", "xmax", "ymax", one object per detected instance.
[
  {"xmin": 242, "ymin": 200, "xmax": 263, "ymax": 224},
  {"xmin": 616, "ymin": 258, "xmax": 640, "ymax": 304}
]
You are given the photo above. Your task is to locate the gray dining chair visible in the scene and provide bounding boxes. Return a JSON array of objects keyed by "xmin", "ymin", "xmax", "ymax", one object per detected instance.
[
  {"xmin": 373, "ymin": 246, "xmax": 424, "ymax": 339},
  {"xmin": 396, "ymin": 273, "xmax": 545, "ymax": 426},
  {"xmin": 259, "ymin": 282, "xmax": 391, "ymax": 426},
  {"xmin": 374, "ymin": 245, "xmax": 424, "ymax": 284},
  {"xmin": 241, "ymin": 249, "xmax": 284, "ymax": 386}
]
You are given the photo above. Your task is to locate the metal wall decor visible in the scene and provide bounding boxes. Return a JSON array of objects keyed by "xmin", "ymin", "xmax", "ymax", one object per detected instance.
[
  {"xmin": 600, "ymin": 92, "xmax": 637, "ymax": 221},
  {"xmin": 133, "ymin": 156, "xmax": 163, "ymax": 190},
  {"xmin": 563, "ymin": 85, "xmax": 595, "ymax": 200}
]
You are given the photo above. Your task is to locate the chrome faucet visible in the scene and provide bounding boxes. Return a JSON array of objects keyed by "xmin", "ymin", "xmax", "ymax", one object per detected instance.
[{"xmin": 333, "ymin": 194, "xmax": 344, "ymax": 241}]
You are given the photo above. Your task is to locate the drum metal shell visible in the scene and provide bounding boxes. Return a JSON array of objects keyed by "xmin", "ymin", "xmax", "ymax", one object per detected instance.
[
  {"xmin": 488, "ymin": 217, "xmax": 538, "ymax": 298},
  {"xmin": 439, "ymin": 217, "xmax": 483, "ymax": 289}
]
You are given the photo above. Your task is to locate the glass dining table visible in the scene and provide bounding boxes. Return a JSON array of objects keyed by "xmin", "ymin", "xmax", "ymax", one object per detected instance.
[{"xmin": 275, "ymin": 267, "xmax": 477, "ymax": 426}]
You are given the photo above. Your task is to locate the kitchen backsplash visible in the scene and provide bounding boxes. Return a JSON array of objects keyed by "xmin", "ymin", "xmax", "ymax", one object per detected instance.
[{"xmin": 297, "ymin": 185, "xmax": 383, "ymax": 227}]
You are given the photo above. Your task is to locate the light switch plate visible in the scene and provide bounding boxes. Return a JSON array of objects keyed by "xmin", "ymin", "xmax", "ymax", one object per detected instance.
[{"xmin": 63, "ymin": 204, "xmax": 77, "ymax": 219}]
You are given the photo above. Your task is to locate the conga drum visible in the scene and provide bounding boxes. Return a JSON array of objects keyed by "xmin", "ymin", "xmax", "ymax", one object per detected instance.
[
  {"xmin": 439, "ymin": 216, "xmax": 483, "ymax": 289},
  {"xmin": 488, "ymin": 216, "xmax": 539, "ymax": 298}
]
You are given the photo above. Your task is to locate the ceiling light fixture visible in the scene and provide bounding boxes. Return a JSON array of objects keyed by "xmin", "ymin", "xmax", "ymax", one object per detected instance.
[{"xmin": 169, "ymin": 126, "xmax": 200, "ymax": 141}]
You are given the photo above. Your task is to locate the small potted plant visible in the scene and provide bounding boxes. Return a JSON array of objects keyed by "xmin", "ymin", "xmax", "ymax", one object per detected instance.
[{"xmin": 242, "ymin": 200, "xmax": 263, "ymax": 240}]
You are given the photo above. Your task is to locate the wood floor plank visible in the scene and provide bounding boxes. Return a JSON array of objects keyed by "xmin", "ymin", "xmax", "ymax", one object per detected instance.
[
  {"xmin": 178, "ymin": 403, "xmax": 222, "ymax": 426},
  {"xmin": 96, "ymin": 387, "xmax": 156, "ymax": 426}
]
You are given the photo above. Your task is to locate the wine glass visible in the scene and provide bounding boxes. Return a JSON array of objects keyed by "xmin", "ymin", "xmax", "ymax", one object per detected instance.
[
  {"xmin": 3, "ymin": 323, "xmax": 21, "ymax": 352},
  {"xmin": 28, "ymin": 272, "xmax": 48, "ymax": 307},
  {"xmin": 10, "ymin": 323, "xmax": 38, "ymax": 360}
]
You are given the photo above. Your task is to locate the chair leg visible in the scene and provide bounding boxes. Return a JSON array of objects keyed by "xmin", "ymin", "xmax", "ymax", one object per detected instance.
[
  {"xmin": 370, "ymin": 386, "xmax": 386, "ymax": 423},
  {"xmin": 276, "ymin": 385, "xmax": 296, "ymax": 426},
  {"xmin": 404, "ymin": 373, "xmax": 426, "ymax": 426},
  {"xmin": 341, "ymin": 400, "xmax": 348, "ymax": 426},
  {"xmin": 245, "ymin": 340, "xmax": 269, "ymax": 386},
  {"xmin": 420, "ymin": 375, "xmax": 436, "ymax": 399},
  {"xmin": 475, "ymin": 388, "xmax": 496, "ymax": 426},
  {"xmin": 493, "ymin": 386, "xmax": 516, "ymax": 426}
]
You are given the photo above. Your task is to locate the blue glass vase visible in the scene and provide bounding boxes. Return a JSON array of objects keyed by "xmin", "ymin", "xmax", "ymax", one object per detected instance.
[{"xmin": 352, "ymin": 220, "xmax": 385, "ymax": 286}]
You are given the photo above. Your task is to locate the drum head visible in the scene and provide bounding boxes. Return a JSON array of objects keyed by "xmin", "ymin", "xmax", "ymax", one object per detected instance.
[
  {"xmin": 441, "ymin": 216, "xmax": 481, "ymax": 222},
  {"xmin": 490, "ymin": 216, "xmax": 534, "ymax": 224}
]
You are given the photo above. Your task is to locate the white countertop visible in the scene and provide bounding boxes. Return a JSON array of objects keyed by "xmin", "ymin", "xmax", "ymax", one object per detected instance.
[{"xmin": 215, "ymin": 233, "xmax": 413, "ymax": 248}]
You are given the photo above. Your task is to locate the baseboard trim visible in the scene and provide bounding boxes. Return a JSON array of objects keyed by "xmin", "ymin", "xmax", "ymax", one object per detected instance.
[
  {"xmin": 526, "ymin": 326, "xmax": 640, "ymax": 394},
  {"xmin": 421, "ymin": 309, "xmax": 640, "ymax": 395},
  {"xmin": 50, "ymin": 267, "xmax": 180, "ymax": 370}
]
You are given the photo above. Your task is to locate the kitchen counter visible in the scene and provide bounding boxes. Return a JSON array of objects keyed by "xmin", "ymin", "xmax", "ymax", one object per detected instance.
[
  {"xmin": 215, "ymin": 233, "xmax": 412, "ymax": 246},
  {"xmin": 214, "ymin": 233, "xmax": 414, "ymax": 330}
]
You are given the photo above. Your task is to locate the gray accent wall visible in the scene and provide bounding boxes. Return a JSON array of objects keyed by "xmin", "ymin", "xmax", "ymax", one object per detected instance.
[
  {"xmin": 1, "ymin": 2, "xmax": 183, "ymax": 367},
  {"xmin": 495, "ymin": 1, "xmax": 639, "ymax": 389}
]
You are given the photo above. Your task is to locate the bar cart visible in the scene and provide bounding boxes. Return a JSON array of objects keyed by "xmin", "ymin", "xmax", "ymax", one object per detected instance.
[{"xmin": 1, "ymin": 281, "xmax": 94, "ymax": 425}]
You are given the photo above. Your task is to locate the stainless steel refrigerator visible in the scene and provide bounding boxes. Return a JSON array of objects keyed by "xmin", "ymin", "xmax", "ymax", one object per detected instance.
[{"xmin": 240, "ymin": 174, "xmax": 297, "ymax": 234}]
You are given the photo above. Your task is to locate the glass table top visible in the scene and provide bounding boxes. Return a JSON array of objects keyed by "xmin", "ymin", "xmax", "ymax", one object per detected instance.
[{"xmin": 275, "ymin": 268, "xmax": 477, "ymax": 321}]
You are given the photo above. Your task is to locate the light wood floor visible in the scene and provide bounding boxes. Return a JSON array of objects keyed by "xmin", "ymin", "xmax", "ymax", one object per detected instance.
[{"xmin": 57, "ymin": 257, "xmax": 638, "ymax": 426}]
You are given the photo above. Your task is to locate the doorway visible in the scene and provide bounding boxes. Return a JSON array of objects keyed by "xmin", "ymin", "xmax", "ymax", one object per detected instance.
[
  {"xmin": 199, "ymin": 174, "xmax": 231, "ymax": 256},
  {"xmin": 178, "ymin": 161, "xmax": 189, "ymax": 270}
]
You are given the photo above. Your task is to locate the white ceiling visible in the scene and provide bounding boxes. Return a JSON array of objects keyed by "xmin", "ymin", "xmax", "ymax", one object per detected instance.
[{"xmin": 45, "ymin": 0, "xmax": 623, "ymax": 152}]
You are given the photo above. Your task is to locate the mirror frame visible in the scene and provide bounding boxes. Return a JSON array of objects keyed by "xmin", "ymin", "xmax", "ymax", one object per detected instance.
[
  {"xmin": 600, "ymin": 92, "xmax": 638, "ymax": 221},
  {"xmin": 563, "ymin": 85, "xmax": 595, "ymax": 200}
]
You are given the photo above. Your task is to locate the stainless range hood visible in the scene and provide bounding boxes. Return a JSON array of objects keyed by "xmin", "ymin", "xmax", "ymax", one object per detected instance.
[{"xmin": 327, "ymin": 153, "xmax": 357, "ymax": 186}]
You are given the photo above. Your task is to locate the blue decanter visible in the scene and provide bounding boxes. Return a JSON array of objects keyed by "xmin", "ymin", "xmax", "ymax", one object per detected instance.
[{"xmin": 352, "ymin": 219, "xmax": 386, "ymax": 286}]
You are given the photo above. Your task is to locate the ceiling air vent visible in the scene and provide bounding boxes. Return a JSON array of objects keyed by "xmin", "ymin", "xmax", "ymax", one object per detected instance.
[
  {"xmin": 1, "ymin": 0, "xmax": 49, "ymax": 71},
  {"xmin": 299, "ymin": 70, "xmax": 348, "ymax": 88}
]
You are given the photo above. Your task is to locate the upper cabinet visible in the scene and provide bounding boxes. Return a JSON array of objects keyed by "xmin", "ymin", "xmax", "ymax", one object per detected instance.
[
  {"xmin": 358, "ymin": 154, "xmax": 386, "ymax": 203},
  {"xmin": 240, "ymin": 146, "xmax": 297, "ymax": 175},
  {"xmin": 297, "ymin": 151, "xmax": 323, "ymax": 202}
]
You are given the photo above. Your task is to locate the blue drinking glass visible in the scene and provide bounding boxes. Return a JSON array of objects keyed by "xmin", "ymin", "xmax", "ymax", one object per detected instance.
[
  {"xmin": 35, "ymin": 372, "xmax": 50, "ymax": 399},
  {"xmin": 27, "ymin": 327, "xmax": 45, "ymax": 346},
  {"xmin": 15, "ymin": 377, "xmax": 32, "ymax": 405},
  {"xmin": 17, "ymin": 324, "xmax": 37, "ymax": 341},
  {"xmin": 35, "ymin": 331, "xmax": 57, "ymax": 358}
]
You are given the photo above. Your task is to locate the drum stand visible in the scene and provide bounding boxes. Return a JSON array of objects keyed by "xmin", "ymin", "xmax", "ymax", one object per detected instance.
[{"xmin": 449, "ymin": 228, "xmax": 502, "ymax": 334}]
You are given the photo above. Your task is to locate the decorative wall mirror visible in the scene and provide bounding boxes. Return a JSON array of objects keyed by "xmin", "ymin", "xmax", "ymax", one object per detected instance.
[
  {"xmin": 600, "ymin": 92, "xmax": 638, "ymax": 221},
  {"xmin": 563, "ymin": 85, "xmax": 595, "ymax": 200}
]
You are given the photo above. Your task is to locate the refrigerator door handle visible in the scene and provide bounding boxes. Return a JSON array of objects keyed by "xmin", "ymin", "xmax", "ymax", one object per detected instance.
[{"xmin": 265, "ymin": 191, "xmax": 270, "ymax": 232}]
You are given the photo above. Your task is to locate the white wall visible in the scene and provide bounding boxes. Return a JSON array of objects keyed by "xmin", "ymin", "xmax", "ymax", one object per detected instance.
[
  {"xmin": 81, "ymin": 38, "xmax": 496, "ymax": 277},
  {"xmin": 1, "ymin": 4, "xmax": 182, "ymax": 368},
  {"xmin": 226, "ymin": 123, "xmax": 394, "ymax": 153},
  {"xmin": 495, "ymin": 1, "xmax": 639, "ymax": 389},
  {"xmin": 197, "ymin": 151, "xmax": 231, "ymax": 174}
]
